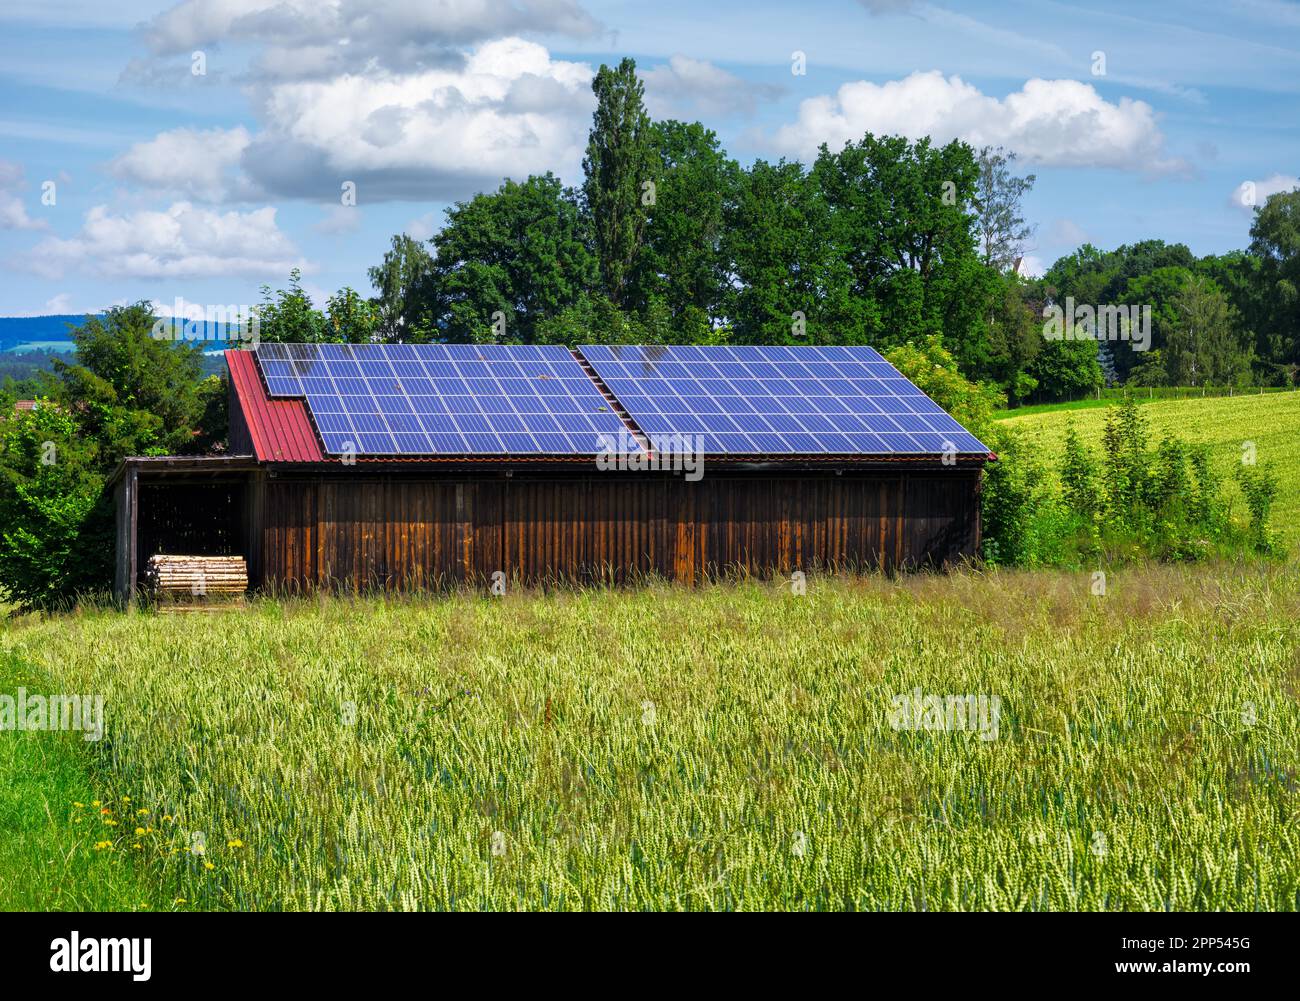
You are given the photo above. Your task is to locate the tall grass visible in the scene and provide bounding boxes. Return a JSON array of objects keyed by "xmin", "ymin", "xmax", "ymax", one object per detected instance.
[{"xmin": 2, "ymin": 565, "xmax": 1298, "ymax": 910}]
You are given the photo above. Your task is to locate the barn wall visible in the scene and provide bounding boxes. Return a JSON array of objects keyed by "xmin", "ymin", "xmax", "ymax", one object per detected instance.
[{"xmin": 252, "ymin": 469, "xmax": 981, "ymax": 592}]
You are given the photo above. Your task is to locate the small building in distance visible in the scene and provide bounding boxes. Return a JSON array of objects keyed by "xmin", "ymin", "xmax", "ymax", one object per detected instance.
[{"xmin": 110, "ymin": 343, "xmax": 994, "ymax": 600}]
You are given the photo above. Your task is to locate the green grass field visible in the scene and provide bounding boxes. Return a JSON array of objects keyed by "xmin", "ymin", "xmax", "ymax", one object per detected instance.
[
  {"xmin": 1002, "ymin": 390, "xmax": 1300, "ymax": 550},
  {"xmin": 2, "ymin": 565, "xmax": 1298, "ymax": 911}
]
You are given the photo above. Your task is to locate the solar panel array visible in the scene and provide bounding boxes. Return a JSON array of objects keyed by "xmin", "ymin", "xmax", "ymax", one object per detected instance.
[
  {"xmin": 252, "ymin": 343, "xmax": 989, "ymax": 459},
  {"xmin": 578, "ymin": 344, "xmax": 989, "ymax": 456},
  {"xmin": 256, "ymin": 343, "xmax": 631, "ymax": 456}
]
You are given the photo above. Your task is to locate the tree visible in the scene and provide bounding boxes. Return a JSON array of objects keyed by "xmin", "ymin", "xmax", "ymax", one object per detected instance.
[
  {"xmin": 973, "ymin": 146, "xmax": 1036, "ymax": 272},
  {"xmin": 582, "ymin": 58, "xmax": 654, "ymax": 309},
  {"xmin": 631, "ymin": 119, "xmax": 740, "ymax": 337},
  {"xmin": 430, "ymin": 173, "xmax": 595, "ymax": 344},
  {"xmin": 325, "ymin": 287, "xmax": 380, "ymax": 344},
  {"xmin": 1028, "ymin": 331, "xmax": 1103, "ymax": 401},
  {"xmin": 0, "ymin": 402, "xmax": 113, "ymax": 608},
  {"xmin": 811, "ymin": 134, "xmax": 992, "ymax": 359},
  {"xmin": 1166, "ymin": 274, "xmax": 1252, "ymax": 386},
  {"xmin": 49, "ymin": 303, "xmax": 213, "ymax": 461},
  {"xmin": 1248, "ymin": 187, "xmax": 1300, "ymax": 368},
  {"xmin": 981, "ymin": 273, "xmax": 1042, "ymax": 400},
  {"xmin": 723, "ymin": 158, "xmax": 850, "ymax": 344},
  {"xmin": 0, "ymin": 305, "xmax": 224, "ymax": 607},
  {"xmin": 255, "ymin": 269, "xmax": 327, "ymax": 343},
  {"xmin": 367, "ymin": 234, "xmax": 438, "ymax": 342}
]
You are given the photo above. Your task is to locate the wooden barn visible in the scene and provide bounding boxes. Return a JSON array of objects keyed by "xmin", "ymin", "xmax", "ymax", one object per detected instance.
[{"xmin": 110, "ymin": 343, "xmax": 994, "ymax": 601}]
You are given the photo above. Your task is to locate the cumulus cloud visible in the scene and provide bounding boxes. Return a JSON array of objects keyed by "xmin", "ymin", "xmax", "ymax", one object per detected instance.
[
  {"xmin": 771, "ymin": 71, "xmax": 1187, "ymax": 174},
  {"xmin": 116, "ymin": 0, "xmax": 608, "ymax": 206},
  {"xmin": 140, "ymin": 0, "xmax": 603, "ymax": 77},
  {"xmin": 641, "ymin": 56, "xmax": 781, "ymax": 120},
  {"xmin": 241, "ymin": 37, "xmax": 596, "ymax": 201},
  {"xmin": 109, "ymin": 126, "xmax": 256, "ymax": 202},
  {"xmin": 27, "ymin": 201, "xmax": 305, "ymax": 280},
  {"xmin": 1230, "ymin": 172, "xmax": 1299, "ymax": 211},
  {"xmin": 0, "ymin": 160, "xmax": 49, "ymax": 231}
]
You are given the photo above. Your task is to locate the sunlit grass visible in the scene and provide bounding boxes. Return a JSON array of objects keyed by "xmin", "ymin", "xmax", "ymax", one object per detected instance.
[{"xmin": 2, "ymin": 564, "xmax": 1298, "ymax": 910}]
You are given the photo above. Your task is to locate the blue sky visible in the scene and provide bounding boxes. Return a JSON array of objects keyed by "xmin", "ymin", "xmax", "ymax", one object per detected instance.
[{"xmin": 0, "ymin": 0, "xmax": 1296, "ymax": 318}]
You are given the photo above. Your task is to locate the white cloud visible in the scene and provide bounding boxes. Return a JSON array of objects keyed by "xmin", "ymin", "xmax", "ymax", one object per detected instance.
[
  {"xmin": 26, "ymin": 201, "xmax": 306, "ymax": 279},
  {"xmin": 109, "ymin": 37, "xmax": 595, "ymax": 204},
  {"xmin": 1230, "ymin": 172, "xmax": 1299, "ymax": 211},
  {"xmin": 771, "ymin": 71, "xmax": 1187, "ymax": 174},
  {"xmin": 141, "ymin": 0, "xmax": 602, "ymax": 75},
  {"xmin": 244, "ymin": 37, "xmax": 595, "ymax": 200},
  {"xmin": 641, "ymin": 56, "xmax": 780, "ymax": 120},
  {"xmin": 109, "ymin": 126, "xmax": 255, "ymax": 202},
  {"xmin": 0, "ymin": 160, "xmax": 49, "ymax": 231}
]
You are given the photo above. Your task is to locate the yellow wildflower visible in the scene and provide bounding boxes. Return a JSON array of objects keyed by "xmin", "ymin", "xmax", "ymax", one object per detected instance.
[
  {"xmin": 226, "ymin": 839, "xmax": 244, "ymax": 849},
  {"xmin": 204, "ymin": 861, "xmax": 215, "ymax": 871},
  {"xmin": 136, "ymin": 808, "xmax": 149, "ymax": 816},
  {"xmin": 134, "ymin": 827, "xmax": 146, "ymax": 836}
]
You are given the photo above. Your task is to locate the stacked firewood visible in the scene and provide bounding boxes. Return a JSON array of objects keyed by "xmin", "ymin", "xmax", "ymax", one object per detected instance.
[{"xmin": 144, "ymin": 555, "xmax": 248, "ymax": 600}]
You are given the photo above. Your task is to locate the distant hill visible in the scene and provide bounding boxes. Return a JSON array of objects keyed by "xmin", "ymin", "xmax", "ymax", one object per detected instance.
[
  {"xmin": 0, "ymin": 314, "xmax": 87, "ymax": 351},
  {"xmin": 0, "ymin": 314, "xmax": 245, "ymax": 353},
  {"xmin": 0, "ymin": 314, "xmax": 230, "ymax": 385}
]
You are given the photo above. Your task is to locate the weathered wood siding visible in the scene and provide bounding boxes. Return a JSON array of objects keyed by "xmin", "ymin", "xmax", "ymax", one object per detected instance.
[{"xmin": 249, "ymin": 469, "xmax": 981, "ymax": 591}]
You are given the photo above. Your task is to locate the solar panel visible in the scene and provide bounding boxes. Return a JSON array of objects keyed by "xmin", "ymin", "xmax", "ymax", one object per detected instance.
[
  {"xmin": 256, "ymin": 343, "xmax": 635, "ymax": 457},
  {"xmin": 577, "ymin": 344, "xmax": 990, "ymax": 456}
]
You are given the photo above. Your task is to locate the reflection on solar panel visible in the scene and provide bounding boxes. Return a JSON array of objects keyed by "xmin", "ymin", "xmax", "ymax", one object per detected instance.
[
  {"xmin": 578, "ymin": 344, "xmax": 990, "ymax": 456},
  {"xmin": 256, "ymin": 343, "xmax": 633, "ymax": 456}
]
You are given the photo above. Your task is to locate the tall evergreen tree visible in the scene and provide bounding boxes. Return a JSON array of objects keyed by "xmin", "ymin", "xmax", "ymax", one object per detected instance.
[{"xmin": 582, "ymin": 58, "xmax": 654, "ymax": 309}]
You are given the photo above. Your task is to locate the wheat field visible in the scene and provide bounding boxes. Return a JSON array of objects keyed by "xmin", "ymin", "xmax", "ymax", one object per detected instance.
[{"xmin": 2, "ymin": 564, "xmax": 1298, "ymax": 911}]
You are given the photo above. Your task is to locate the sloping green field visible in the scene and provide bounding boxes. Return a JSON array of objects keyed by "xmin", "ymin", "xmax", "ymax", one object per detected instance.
[{"xmin": 1001, "ymin": 391, "xmax": 1300, "ymax": 550}]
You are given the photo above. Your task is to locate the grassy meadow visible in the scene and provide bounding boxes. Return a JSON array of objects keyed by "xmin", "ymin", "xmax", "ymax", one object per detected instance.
[
  {"xmin": 1001, "ymin": 390, "xmax": 1300, "ymax": 550},
  {"xmin": 2, "ymin": 564, "xmax": 1298, "ymax": 911}
]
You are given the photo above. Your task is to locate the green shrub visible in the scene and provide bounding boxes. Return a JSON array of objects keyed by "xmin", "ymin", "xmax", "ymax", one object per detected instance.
[
  {"xmin": 0, "ymin": 404, "xmax": 113, "ymax": 608},
  {"xmin": 1236, "ymin": 462, "xmax": 1280, "ymax": 554}
]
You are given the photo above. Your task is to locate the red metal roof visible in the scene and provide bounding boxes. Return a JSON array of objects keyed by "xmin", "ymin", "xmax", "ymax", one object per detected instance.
[
  {"xmin": 225, "ymin": 349, "xmax": 324, "ymax": 463},
  {"xmin": 14, "ymin": 400, "xmax": 38, "ymax": 411}
]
